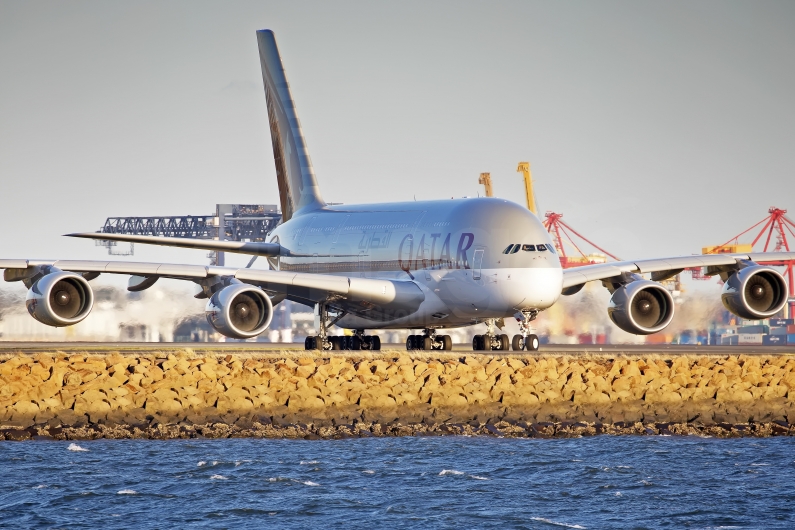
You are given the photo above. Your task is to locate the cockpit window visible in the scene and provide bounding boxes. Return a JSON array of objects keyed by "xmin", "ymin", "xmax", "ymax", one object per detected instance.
[
  {"xmin": 522, "ymin": 244, "xmax": 535, "ymax": 252},
  {"xmin": 503, "ymin": 244, "xmax": 514, "ymax": 254},
  {"xmin": 537, "ymin": 244, "xmax": 548, "ymax": 251},
  {"xmin": 510, "ymin": 244, "xmax": 520, "ymax": 254},
  {"xmin": 546, "ymin": 245, "xmax": 556, "ymax": 254}
]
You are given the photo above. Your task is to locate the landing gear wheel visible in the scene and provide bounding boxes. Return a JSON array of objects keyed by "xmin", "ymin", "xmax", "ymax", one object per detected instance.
[
  {"xmin": 422, "ymin": 336, "xmax": 432, "ymax": 350},
  {"xmin": 512, "ymin": 334, "xmax": 523, "ymax": 351},
  {"xmin": 351, "ymin": 336, "xmax": 362, "ymax": 350},
  {"xmin": 406, "ymin": 335, "xmax": 414, "ymax": 350},
  {"xmin": 525, "ymin": 334, "xmax": 540, "ymax": 351},
  {"xmin": 483, "ymin": 334, "xmax": 493, "ymax": 351},
  {"xmin": 330, "ymin": 336, "xmax": 342, "ymax": 350},
  {"xmin": 499, "ymin": 334, "xmax": 510, "ymax": 351},
  {"xmin": 473, "ymin": 334, "xmax": 486, "ymax": 351},
  {"xmin": 442, "ymin": 335, "xmax": 453, "ymax": 351},
  {"xmin": 371, "ymin": 335, "xmax": 381, "ymax": 351},
  {"xmin": 305, "ymin": 336, "xmax": 319, "ymax": 350}
]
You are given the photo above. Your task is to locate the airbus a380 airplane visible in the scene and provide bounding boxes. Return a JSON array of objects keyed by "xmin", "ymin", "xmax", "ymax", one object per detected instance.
[{"xmin": 1, "ymin": 30, "xmax": 792, "ymax": 351}]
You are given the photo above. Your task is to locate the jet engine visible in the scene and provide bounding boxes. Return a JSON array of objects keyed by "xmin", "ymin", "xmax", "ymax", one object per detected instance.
[
  {"xmin": 205, "ymin": 284, "xmax": 273, "ymax": 339},
  {"xmin": 721, "ymin": 265, "xmax": 787, "ymax": 320},
  {"xmin": 25, "ymin": 271, "xmax": 94, "ymax": 327},
  {"xmin": 607, "ymin": 280, "xmax": 674, "ymax": 335}
]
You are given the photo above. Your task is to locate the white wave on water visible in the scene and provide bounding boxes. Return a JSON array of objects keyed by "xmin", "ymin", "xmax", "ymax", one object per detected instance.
[
  {"xmin": 212, "ymin": 461, "xmax": 219, "ymax": 466},
  {"xmin": 439, "ymin": 469, "xmax": 465, "ymax": 476},
  {"xmin": 302, "ymin": 481, "xmax": 320, "ymax": 486},
  {"xmin": 67, "ymin": 443, "xmax": 88, "ymax": 452},
  {"xmin": 210, "ymin": 475, "xmax": 228, "ymax": 480},
  {"xmin": 750, "ymin": 463, "xmax": 770, "ymax": 466},
  {"xmin": 469, "ymin": 475, "xmax": 489, "ymax": 481},
  {"xmin": 530, "ymin": 517, "xmax": 587, "ymax": 529},
  {"xmin": 614, "ymin": 492, "xmax": 623, "ymax": 497},
  {"xmin": 300, "ymin": 460, "xmax": 319, "ymax": 465},
  {"xmin": 362, "ymin": 470, "xmax": 375, "ymax": 474},
  {"xmin": 197, "ymin": 461, "xmax": 206, "ymax": 467},
  {"xmin": 117, "ymin": 489, "xmax": 137, "ymax": 495},
  {"xmin": 33, "ymin": 485, "xmax": 47, "ymax": 489}
]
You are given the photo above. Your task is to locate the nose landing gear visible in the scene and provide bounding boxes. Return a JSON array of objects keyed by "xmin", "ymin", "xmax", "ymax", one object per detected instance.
[{"xmin": 511, "ymin": 310, "xmax": 540, "ymax": 351}]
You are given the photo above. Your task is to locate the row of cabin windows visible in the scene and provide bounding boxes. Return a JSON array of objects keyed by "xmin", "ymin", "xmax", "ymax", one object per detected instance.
[{"xmin": 502, "ymin": 243, "xmax": 554, "ymax": 254}]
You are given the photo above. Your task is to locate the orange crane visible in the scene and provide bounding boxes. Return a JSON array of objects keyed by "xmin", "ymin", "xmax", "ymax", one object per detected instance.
[
  {"xmin": 699, "ymin": 206, "xmax": 795, "ymax": 317},
  {"xmin": 516, "ymin": 162, "xmax": 538, "ymax": 215},
  {"xmin": 478, "ymin": 173, "xmax": 494, "ymax": 197}
]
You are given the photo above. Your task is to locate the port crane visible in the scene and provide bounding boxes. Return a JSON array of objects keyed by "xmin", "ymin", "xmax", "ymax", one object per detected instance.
[{"xmin": 700, "ymin": 207, "xmax": 795, "ymax": 317}]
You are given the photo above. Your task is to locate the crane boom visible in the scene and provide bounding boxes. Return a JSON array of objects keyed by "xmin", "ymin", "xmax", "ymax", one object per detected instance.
[
  {"xmin": 517, "ymin": 162, "xmax": 538, "ymax": 215},
  {"xmin": 478, "ymin": 172, "xmax": 494, "ymax": 197}
]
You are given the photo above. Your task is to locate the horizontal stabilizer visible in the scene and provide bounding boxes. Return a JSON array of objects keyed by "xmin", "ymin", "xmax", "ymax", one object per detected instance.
[{"xmin": 67, "ymin": 233, "xmax": 281, "ymax": 257}]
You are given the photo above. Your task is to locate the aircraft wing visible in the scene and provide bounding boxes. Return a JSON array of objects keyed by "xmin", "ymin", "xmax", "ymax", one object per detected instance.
[
  {"xmin": 66, "ymin": 232, "xmax": 282, "ymax": 257},
  {"xmin": 0, "ymin": 259, "xmax": 424, "ymax": 316},
  {"xmin": 561, "ymin": 252, "xmax": 795, "ymax": 290}
]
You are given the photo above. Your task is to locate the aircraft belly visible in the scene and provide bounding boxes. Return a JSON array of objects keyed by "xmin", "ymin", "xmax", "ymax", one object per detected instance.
[{"xmin": 333, "ymin": 267, "xmax": 562, "ymax": 330}]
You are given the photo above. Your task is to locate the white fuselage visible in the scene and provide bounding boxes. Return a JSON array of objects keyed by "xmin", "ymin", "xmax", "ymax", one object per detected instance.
[{"xmin": 267, "ymin": 197, "xmax": 563, "ymax": 329}]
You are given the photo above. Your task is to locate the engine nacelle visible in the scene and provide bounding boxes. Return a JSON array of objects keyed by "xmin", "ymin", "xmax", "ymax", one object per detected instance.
[
  {"xmin": 205, "ymin": 284, "xmax": 273, "ymax": 339},
  {"xmin": 608, "ymin": 280, "xmax": 675, "ymax": 335},
  {"xmin": 721, "ymin": 266, "xmax": 788, "ymax": 320},
  {"xmin": 25, "ymin": 272, "xmax": 94, "ymax": 327}
]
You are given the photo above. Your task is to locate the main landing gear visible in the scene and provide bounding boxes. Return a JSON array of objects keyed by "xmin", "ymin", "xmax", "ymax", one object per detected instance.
[
  {"xmin": 305, "ymin": 331, "xmax": 381, "ymax": 351},
  {"xmin": 406, "ymin": 329, "xmax": 453, "ymax": 351},
  {"xmin": 472, "ymin": 315, "xmax": 540, "ymax": 351},
  {"xmin": 303, "ymin": 304, "xmax": 382, "ymax": 351}
]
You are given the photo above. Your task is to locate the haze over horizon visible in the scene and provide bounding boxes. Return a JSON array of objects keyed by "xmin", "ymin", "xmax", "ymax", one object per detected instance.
[{"xmin": 1, "ymin": 1, "xmax": 794, "ymax": 271}]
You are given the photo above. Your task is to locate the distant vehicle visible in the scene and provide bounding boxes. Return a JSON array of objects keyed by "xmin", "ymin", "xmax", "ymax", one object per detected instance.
[{"xmin": 1, "ymin": 30, "xmax": 792, "ymax": 352}]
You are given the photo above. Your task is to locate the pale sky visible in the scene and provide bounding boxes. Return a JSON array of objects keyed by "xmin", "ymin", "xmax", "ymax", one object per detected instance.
[{"xmin": 1, "ymin": 0, "xmax": 794, "ymax": 272}]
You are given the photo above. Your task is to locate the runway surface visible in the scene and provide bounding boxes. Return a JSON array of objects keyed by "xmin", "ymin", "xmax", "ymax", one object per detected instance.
[{"xmin": 0, "ymin": 342, "xmax": 793, "ymax": 355}]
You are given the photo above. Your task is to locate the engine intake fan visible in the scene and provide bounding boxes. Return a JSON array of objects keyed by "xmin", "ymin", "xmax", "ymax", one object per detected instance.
[
  {"xmin": 721, "ymin": 265, "xmax": 787, "ymax": 320},
  {"xmin": 26, "ymin": 271, "xmax": 94, "ymax": 327},
  {"xmin": 607, "ymin": 280, "xmax": 674, "ymax": 335},
  {"xmin": 205, "ymin": 284, "xmax": 273, "ymax": 339}
]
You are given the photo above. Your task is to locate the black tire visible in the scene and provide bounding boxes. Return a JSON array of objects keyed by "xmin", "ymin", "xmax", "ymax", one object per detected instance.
[
  {"xmin": 512, "ymin": 334, "xmax": 523, "ymax": 351},
  {"xmin": 442, "ymin": 335, "xmax": 453, "ymax": 351},
  {"xmin": 500, "ymin": 334, "xmax": 510, "ymax": 351},
  {"xmin": 330, "ymin": 336, "xmax": 342, "ymax": 350},
  {"xmin": 307, "ymin": 336, "xmax": 318, "ymax": 350},
  {"xmin": 472, "ymin": 334, "xmax": 480, "ymax": 351},
  {"xmin": 422, "ymin": 336, "xmax": 432, "ymax": 350},
  {"xmin": 526, "ymin": 334, "xmax": 540, "ymax": 351},
  {"xmin": 351, "ymin": 336, "xmax": 362, "ymax": 350},
  {"xmin": 304, "ymin": 336, "xmax": 312, "ymax": 350},
  {"xmin": 483, "ymin": 334, "xmax": 493, "ymax": 351},
  {"xmin": 406, "ymin": 335, "xmax": 414, "ymax": 350},
  {"xmin": 371, "ymin": 335, "xmax": 381, "ymax": 351}
]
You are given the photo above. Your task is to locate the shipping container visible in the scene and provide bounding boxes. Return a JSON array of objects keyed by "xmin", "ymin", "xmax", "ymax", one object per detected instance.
[
  {"xmin": 788, "ymin": 325, "xmax": 795, "ymax": 333},
  {"xmin": 738, "ymin": 325, "xmax": 769, "ymax": 334},
  {"xmin": 769, "ymin": 318, "xmax": 794, "ymax": 327},
  {"xmin": 771, "ymin": 327, "xmax": 789, "ymax": 336},
  {"xmin": 722, "ymin": 335, "xmax": 739, "ymax": 345},
  {"xmin": 788, "ymin": 334, "xmax": 795, "ymax": 344},
  {"xmin": 763, "ymin": 335, "xmax": 787, "ymax": 346},
  {"xmin": 738, "ymin": 333, "xmax": 764, "ymax": 345}
]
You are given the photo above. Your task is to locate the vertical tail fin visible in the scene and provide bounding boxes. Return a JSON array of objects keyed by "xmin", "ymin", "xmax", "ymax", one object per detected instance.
[{"xmin": 257, "ymin": 30, "xmax": 324, "ymax": 222}]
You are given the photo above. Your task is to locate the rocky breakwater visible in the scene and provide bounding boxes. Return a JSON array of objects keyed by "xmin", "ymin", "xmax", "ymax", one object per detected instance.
[{"xmin": 1, "ymin": 350, "xmax": 795, "ymax": 440}]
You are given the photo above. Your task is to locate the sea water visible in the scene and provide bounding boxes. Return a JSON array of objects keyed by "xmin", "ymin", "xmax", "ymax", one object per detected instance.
[{"xmin": 1, "ymin": 436, "xmax": 793, "ymax": 528}]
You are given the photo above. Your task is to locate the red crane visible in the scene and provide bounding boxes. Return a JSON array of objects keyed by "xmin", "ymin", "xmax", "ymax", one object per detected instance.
[
  {"xmin": 704, "ymin": 207, "xmax": 795, "ymax": 317},
  {"xmin": 543, "ymin": 211, "xmax": 621, "ymax": 268}
]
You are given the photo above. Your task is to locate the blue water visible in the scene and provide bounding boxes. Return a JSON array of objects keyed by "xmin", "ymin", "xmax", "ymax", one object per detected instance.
[{"xmin": 1, "ymin": 436, "xmax": 793, "ymax": 529}]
